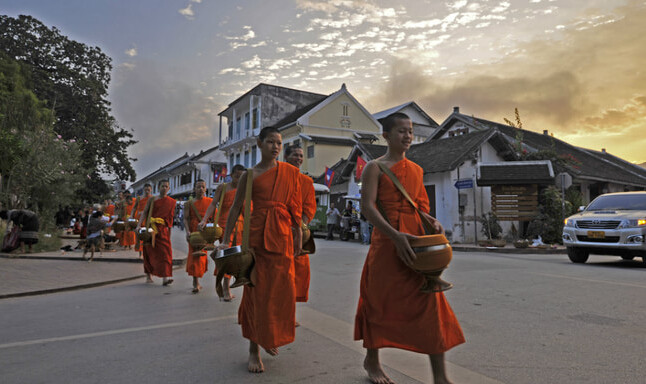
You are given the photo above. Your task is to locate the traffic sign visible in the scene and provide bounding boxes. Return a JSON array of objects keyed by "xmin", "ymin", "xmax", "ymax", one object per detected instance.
[{"xmin": 454, "ymin": 179, "xmax": 474, "ymax": 189}]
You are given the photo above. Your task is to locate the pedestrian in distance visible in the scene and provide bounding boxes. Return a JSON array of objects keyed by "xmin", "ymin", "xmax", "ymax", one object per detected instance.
[
  {"xmin": 199, "ymin": 164, "xmax": 246, "ymax": 301},
  {"xmin": 183, "ymin": 179, "xmax": 212, "ymax": 293},
  {"xmin": 354, "ymin": 112, "xmax": 465, "ymax": 384},
  {"xmin": 216, "ymin": 126, "xmax": 302, "ymax": 374},
  {"xmin": 136, "ymin": 179, "xmax": 176, "ymax": 286},
  {"xmin": 325, "ymin": 203, "xmax": 340, "ymax": 240}
]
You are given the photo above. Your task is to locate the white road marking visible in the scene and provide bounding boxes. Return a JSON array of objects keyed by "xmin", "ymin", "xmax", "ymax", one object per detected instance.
[
  {"xmin": 298, "ymin": 306, "xmax": 505, "ymax": 384},
  {"xmin": 0, "ymin": 315, "xmax": 236, "ymax": 349}
]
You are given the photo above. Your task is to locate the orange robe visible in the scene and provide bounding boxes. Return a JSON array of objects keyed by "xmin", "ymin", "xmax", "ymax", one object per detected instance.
[
  {"xmin": 185, "ymin": 196, "xmax": 213, "ymax": 278},
  {"xmin": 213, "ymin": 188, "xmax": 245, "ymax": 279},
  {"xmin": 219, "ymin": 188, "xmax": 244, "ymax": 246},
  {"xmin": 354, "ymin": 159, "xmax": 465, "ymax": 354},
  {"xmin": 295, "ymin": 173, "xmax": 316, "ymax": 302},
  {"xmin": 119, "ymin": 200, "xmax": 137, "ymax": 247},
  {"xmin": 143, "ymin": 196, "xmax": 176, "ymax": 278},
  {"xmin": 104, "ymin": 204, "xmax": 116, "ymax": 234},
  {"xmin": 134, "ymin": 196, "xmax": 150, "ymax": 252},
  {"xmin": 238, "ymin": 162, "xmax": 302, "ymax": 350}
]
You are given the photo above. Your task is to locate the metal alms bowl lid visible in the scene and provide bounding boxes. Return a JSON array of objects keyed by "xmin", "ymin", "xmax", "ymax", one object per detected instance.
[{"xmin": 216, "ymin": 245, "xmax": 242, "ymax": 259}]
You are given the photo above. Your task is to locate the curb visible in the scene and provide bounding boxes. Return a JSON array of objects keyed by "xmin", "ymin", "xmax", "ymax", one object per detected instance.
[
  {"xmin": 0, "ymin": 274, "xmax": 146, "ymax": 300},
  {"xmin": 452, "ymin": 246, "xmax": 567, "ymax": 254},
  {"xmin": 0, "ymin": 254, "xmax": 186, "ymax": 265},
  {"xmin": 0, "ymin": 265, "xmax": 186, "ymax": 300}
]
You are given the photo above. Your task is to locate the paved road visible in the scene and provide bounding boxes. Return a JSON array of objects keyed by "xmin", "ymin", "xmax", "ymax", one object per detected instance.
[{"xmin": 0, "ymin": 235, "xmax": 644, "ymax": 383}]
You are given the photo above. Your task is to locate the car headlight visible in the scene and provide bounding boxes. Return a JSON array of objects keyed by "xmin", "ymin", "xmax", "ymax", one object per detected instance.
[
  {"xmin": 564, "ymin": 219, "xmax": 575, "ymax": 227},
  {"xmin": 619, "ymin": 219, "xmax": 646, "ymax": 228}
]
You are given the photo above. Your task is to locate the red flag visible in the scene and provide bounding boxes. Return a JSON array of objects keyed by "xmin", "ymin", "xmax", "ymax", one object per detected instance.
[{"xmin": 355, "ymin": 155, "xmax": 367, "ymax": 181}]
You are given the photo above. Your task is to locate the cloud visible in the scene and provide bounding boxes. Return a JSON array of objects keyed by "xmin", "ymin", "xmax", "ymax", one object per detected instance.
[
  {"xmin": 111, "ymin": 60, "xmax": 220, "ymax": 177},
  {"xmin": 124, "ymin": 47, "xmax": 137, "ymax": 57},
  {"xmin": 178, "ymin": 4, "xmax": 194, "ymax": 19},
  {"xmin": 362, "ymin": 1, "xmax": 646, "ymax": 163}
]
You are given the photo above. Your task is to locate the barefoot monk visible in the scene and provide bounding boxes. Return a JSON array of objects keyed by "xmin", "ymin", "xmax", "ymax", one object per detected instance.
[
  {"xmin": 284, "ymin": 144, "xmax": 317, "ymax": 304},
  {"xmin": 354, "ymin": 113, "xmax": 465, "ymax": 384},
  {"xmin": 217, "ymin": 126, "xmax": 302, "ymax": 374},
  {"xmin": 199, "ymin": 164, "xmax": 246, "ymax": 301},
  {"xmin": 136, "ymin": 179, "xmax": 176, "ymax": 286},
  {"xmin": 183, "ymin": 179, "xmax": 212, "ymax": 293}
]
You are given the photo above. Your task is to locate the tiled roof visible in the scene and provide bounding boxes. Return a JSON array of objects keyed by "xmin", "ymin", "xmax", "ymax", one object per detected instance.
[
  {"xmin": 274, "ymin": 97, "xmax": 328, "ymax": 129},
  {"xmin": 431, "ymin": 112, "xmax": 646, "ymax": 187},
  {"xmin": 478, "ymin": 161, "xmax": 554, "ymax": 186}
]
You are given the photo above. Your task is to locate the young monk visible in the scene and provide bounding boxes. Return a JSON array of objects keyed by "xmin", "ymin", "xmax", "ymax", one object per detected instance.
[
  {"xmin": 354, "ymin": 112, "xmax": 465, "ymax": 384},
  {"xmin": 120, "ymin": 192, "xmax": 137, "ymax": 250},
  {"xmin": 136, "ymin": 180, "xmax": 176, "ymax": 286},
  {"xmin": 199, "ymin": 164, "xmax": 246, "ymax": 301},
  {"xmin": 284, "ymin": 145, "xmax": 317, "ymax": 308},
  {"xmin": 217, "ymin": 126, "xmax": 302, "ymax": 374},
  {"xmin": 134, "ymin": 183, "xmax": 153, "ymax": 259},
  {"xmin": 183, "ymin": 179, "xmax": 212, "ymax": 293}
]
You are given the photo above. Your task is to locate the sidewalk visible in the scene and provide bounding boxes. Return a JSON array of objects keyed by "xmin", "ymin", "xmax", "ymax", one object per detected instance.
[{"xmin": 0, "ymin": 237, "xmax": 187, "ymax": 299}]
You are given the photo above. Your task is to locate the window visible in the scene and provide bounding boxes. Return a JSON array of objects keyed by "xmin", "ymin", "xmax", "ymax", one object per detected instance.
[
  {"xmin": 251, "ymin": 145, "xmax": 257, "ymax": 165},
  {"xmin": 228, "ymin": 121, "xmax": 233, "ymax": 140},
  {"xmin": 252, "ymin": 108, "xmax": 258, "ymax": 129},
  {"xmin": 180, "ymin": 172, "xmax": 191, "ymax": 186},
  {"xmin": 307, "ymin": 145, "xmax": 314, "ymax": 158},
  {"xmin": 245, "ymin": 112, "xmax": 250, "ymax": 135},
  {"xmin": 342, "ymin": 104, "xmax": 349, "ymax": 116},
  {"xmin": 229, "ymin": 154, "xmax": 234, "ymax": 170},
  {"xmin": 236, "ymin": 117, "xmax": 241, "ymax": 139},
  {"xmin": 235, "ymin": 153, "xmax": 241, "ymax": 166},
  {"xmin": 244, "ymin": 151, "xmax": 250, "ymax": 168}
]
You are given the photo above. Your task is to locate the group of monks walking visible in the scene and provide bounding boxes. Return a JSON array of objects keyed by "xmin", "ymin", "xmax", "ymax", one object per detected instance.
[{"xmin": 131, "ymin": 112, "xmax": 464, "ymax": 384}]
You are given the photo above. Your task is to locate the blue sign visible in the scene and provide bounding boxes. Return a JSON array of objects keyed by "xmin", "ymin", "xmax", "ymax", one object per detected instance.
[{"xmin": 454, "ymin": 179, "xmax": 474, "ymax": 189}]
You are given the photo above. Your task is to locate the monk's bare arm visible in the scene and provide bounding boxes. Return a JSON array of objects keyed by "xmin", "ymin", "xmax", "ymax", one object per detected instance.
[
  {"xmin": 360, "ymin": 161, "xmax": 416, "ymax": 266},
  {"xmin": 200, "ymin": 184, "xmax": 223, "ymax": 229},
  {"xmin": 219, "ymin": 171, "xmax": 247, "ymax": 248},
  {"xmin": 136, "ymin": 198, "xmax": 153, "ymax": 229}
]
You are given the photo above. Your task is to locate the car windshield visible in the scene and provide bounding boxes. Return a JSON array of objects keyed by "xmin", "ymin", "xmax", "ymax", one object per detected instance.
[{"xmin": 586, "ymin": 194, "xmax": 646, "ymax": 211}]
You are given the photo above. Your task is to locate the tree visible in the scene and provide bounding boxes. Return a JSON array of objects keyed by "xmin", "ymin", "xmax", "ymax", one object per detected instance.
[
  {"xmin": 0, "ymin": 15, "xmax": 136, "ymax": 202},
  {"xmin": 0, "ymin": 52, "xmax": 84, "ymax": 220}
]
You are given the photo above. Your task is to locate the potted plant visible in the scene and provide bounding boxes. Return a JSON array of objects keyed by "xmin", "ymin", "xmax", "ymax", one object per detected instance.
[{"xmin": 478, "ymin": 212, "xmax": 506, "ymax": 247}]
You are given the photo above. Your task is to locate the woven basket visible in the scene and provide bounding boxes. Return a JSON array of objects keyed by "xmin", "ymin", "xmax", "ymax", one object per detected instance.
[
  {"xmin": 189, "ymin": 231, "xmax": 206, "ymax": 249},
  {"xmin": 201, "ymin": 223, "xmax": 222, "ymax": 245}
]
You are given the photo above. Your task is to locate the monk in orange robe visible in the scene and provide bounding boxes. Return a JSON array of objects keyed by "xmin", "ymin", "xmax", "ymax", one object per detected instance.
[
  {"xmin": 200, "ymin": 164, "xmax": 246, "ymax": 301},
  {"xmin": 217, "ymin": 127, "xmax": 302, "ymax": 374},
  {"xmin": 120, "ymin": 193, "xmax": 137, "ymax": 249},
  {"xmin": 285, "ymin": 145, "xmax": 317, "ymax": 304},
  {"xmin": 103, "ymin": 200, "xmax": 116, "ymax": 236},
  {"xmin": 136, "ymin": 179, "xmax": 176, "ymax": 286},
  {"xmin": 183, "ymin": 179, "xmax": 212, "ymax": 293},
  {"xmin": 133, "ymin": 183, "xmax": 152, "ymax": 258},
  {"xmin": 354, "ymin": 112, "xmax": 465, "ymax": 384}
]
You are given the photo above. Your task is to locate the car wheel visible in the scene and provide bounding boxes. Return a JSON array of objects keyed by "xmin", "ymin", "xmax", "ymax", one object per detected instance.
[
  {"xmin": 567, "ymin": 247, "xmax": 589, "ymax": 263},
  {"xmin": 620, "ymin": 255, "xmax": 635, "ymax": 260}
]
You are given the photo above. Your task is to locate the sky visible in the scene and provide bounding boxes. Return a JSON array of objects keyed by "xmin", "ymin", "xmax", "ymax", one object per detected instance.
[{"xmin": 2, "ymin": 0, "xmax": 645, "ymax": 179}]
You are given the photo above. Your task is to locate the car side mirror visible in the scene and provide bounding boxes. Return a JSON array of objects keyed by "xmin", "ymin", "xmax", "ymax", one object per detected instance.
[{"xmin": 578, "ymin": 206, "xmax": 586, "ymax": 212}]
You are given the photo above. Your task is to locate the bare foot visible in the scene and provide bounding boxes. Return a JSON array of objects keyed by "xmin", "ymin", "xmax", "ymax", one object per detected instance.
[
  {"xmin": 192, "ymin": 284, "xmax": 202, "ymax": 294},
  {"xmin": 264, "ymin": 347, "xmax": 278, "ymax": 356},
  {"xmin": 145, "ymin": 274, "xmax": 154, "ymax": 284},
  {"xmin": 295, "ymin": 321, "xmax": 301, "ymax": 327},
  {"xmin": 162, "ymin": 278, "xmax": 174, "ymax": 286},
  {"xmin": 223, "ymin": 278, "xmax": 235, "ymax": 301},
  {"xmin": 248, "ymin": 342, "xmax": 264, "ymax": 373},
  {"xmin": 364, "ymin": 351, "xmax": 394, "ymax": 384}
]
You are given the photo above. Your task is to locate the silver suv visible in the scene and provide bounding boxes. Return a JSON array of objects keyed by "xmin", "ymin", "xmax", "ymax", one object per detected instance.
[{"xmin": 562, "ymin": 191, "xmax": 646, "ymax": 264}]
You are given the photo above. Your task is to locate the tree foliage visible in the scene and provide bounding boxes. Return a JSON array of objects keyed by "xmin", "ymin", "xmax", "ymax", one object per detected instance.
[
  {"xmin": 0, "ymin": 14, "xmax": 137, "ymax": 202},
  {"xmin": 0, "ymin": 52, "xmax": 84, "ymax": 218}
]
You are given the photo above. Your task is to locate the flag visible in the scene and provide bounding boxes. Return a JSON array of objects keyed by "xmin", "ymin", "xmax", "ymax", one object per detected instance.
[
  {"xmin": 355, "ymin": 155, "xmax": 367, "ymax": 181},
  {"xmin": 213, "ymin": 165, "xmax": 228, "ymax": 182},
  {"xmin": 324, "ymin": 166, "xmax": 335, "ymax": 187},
  {"xmin": 220, "ymin": 165, "xmax": 228, "ymax": 180}
]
